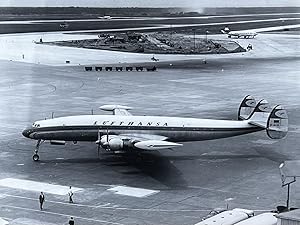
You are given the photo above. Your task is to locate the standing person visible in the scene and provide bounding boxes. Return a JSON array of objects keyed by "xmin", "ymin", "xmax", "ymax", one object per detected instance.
[
  {"xmin": 68, "ymin": 217, "xmax": 75, "ymax": 225},
  {"xmin": 39, "ymin": 192, "xmax": 45, "ymax": 210},
  {"xmin": 68, "ymin": 186, "xmax": 74, "ymax": 203}
]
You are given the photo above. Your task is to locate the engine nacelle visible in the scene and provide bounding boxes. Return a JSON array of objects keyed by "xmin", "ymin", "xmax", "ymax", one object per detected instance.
[
  {"xmin": 100, "ymin": 136, "xmax": 124, "ymax": 151},
  {"xmin": 108, "ymin": 138, "xmax": 124, "ymax": 150}
]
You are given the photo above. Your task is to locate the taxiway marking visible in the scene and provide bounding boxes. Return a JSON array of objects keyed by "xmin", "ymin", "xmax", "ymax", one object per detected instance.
[
  {"xmin": 107, "ymin": 185, "xmax": 160, "ymax": 198},
  {"xmin": 0, "ymin": 178, "xmax": 83, "ymax": 195}
]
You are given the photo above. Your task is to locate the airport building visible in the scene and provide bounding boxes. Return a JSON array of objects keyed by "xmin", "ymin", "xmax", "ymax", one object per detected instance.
[{"xmin": 276, "ymin": 210, "xmax": 300, "ymax": 225}]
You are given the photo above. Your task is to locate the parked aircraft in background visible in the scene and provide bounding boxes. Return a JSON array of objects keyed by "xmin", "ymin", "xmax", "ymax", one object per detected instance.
[
  {"xmin": 22, "ymin": 95, "xmax": 288, "ymax": 161},
  {"xmin": 59, "ymin": 22, "xmax": 69, "ymax": 29},
  {"xmin": 221, "ymin": 27, "xmax": 258, "ymax": 38},
  {"xmin": 99, "ymin": 15, "xmax": 112, "ymax": 20}
]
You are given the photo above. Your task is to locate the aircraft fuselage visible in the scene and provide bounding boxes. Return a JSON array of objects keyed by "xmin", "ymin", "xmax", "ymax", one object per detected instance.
[{"xmin": 22, "ymin": 115, "xmax": 262, "ymax": 143}]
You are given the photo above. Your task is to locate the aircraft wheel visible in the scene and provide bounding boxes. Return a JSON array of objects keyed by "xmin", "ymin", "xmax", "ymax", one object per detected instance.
[{"xmin": 32, "ymin": 154, "xmax": 39, "ymax": 161}]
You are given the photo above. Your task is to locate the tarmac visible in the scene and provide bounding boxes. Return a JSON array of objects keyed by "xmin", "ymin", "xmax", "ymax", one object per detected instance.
[{"xmin": 0, "ymin": 18, "xmax": 299, "ymax": 225}]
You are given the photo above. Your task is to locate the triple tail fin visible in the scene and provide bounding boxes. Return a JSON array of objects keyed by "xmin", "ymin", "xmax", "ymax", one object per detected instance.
[{"xmin": 238, "ymin": 95, "xmax": 288, "ymax": 139}]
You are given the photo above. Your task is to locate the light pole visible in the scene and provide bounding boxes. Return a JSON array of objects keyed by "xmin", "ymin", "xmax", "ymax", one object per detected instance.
[
  {"xmin": 282, "ymin": 177, "xmax": 296, "ymax": 209},
  {"xmin": 279, "ymin": 162, "xmax": 297, "ymax": 209}
]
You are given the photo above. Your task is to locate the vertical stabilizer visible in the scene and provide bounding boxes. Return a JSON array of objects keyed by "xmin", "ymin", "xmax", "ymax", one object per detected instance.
[
  {"xmin": 267, "ymin": 105, "xmax": 288, "ymax": 139},
  {"xmin": 238, "ymin": 95, "xmax": 256, "ymax": 120},
  {"xmin": 248, "ymin": 99, "xmax": 271, "ymax": 123}
]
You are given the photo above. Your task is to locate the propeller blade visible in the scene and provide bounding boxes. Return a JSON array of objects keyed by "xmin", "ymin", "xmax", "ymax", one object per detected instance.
[
  {"xmin": 106, "ymin": 128, "xmax": 109, "ymax": 142},
  {"xmin": 97, "ymin": 130, "xmax": 101, "ymax": 158}
]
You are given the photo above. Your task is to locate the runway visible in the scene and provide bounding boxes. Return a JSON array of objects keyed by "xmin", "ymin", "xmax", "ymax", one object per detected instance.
[{"xmin": 0, "ymin": 14, "xmax": 299, "ymax": 225}]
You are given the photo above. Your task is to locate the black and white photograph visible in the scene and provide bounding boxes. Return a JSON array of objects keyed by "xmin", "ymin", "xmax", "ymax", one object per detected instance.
[{"xmin": 0, "ymin": 0, "xmax": 299, "ymax": 224}]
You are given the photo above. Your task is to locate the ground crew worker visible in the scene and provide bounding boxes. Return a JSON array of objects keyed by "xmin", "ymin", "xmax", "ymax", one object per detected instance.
[
  {"xmin": 39, "ymin": 192, "xmax": 45, "ymax": 210},
  {"xmin": 68, "ymin": 186, "xmax": 74, "ymax": 203},
  {"xmin": 68, "ymin": 216, "xmax": 75, "ymax": 225}
]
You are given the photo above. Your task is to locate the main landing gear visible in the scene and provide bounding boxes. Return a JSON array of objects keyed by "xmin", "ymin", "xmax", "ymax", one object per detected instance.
[{"xmin": 33, "ymin": 139, "xmax": 44, "ymax": 161}]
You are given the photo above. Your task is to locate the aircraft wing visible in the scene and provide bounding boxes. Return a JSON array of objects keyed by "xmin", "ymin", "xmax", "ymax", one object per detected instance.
[
  {"xmin": 99, "ymin": 105, "xmax": 132, "ymax": 116},
  {"xmin": 118, "ymin": 133, "xmax": 168, "ymax": 141},
  {"xmin": 100, "ymin": 133, "xmax": 182, "ymax": 151},
  {"xmin": 134, "ymin": 140, "xmax": 183, "ymax": 150},
  {"xmin": 120, "ymin": 133, "xmax": 182, "ymax": 150}
]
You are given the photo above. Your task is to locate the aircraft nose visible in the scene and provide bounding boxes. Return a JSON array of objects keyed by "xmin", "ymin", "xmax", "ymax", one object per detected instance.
[{"xmin": 22, "ymin": 128, "xmax": 31, "ymax": 138}]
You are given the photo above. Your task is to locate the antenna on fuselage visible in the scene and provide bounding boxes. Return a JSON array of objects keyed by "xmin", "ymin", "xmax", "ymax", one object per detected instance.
[{"xmin": 51, "ymin": 112, "xmax": 54, "ymax": 119}]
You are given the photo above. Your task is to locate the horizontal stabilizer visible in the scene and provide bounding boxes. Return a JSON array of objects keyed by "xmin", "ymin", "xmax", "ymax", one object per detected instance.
[
  {"xmin": 248, "ymin": 121, "xmax": 267, "ymax": 128},
  {"xmin": 134, "ymin": 140, "xmax": 182, "ymax": 151}
]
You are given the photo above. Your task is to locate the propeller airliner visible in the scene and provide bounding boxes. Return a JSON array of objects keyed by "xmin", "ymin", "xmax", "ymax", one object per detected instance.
[
  {"xmin": 221, "ymin": 27, "xmax": 258, "ymax": 39},
  {"xmin": 22, "ymin": 95, "xmax": 288, "ymax": 161}
]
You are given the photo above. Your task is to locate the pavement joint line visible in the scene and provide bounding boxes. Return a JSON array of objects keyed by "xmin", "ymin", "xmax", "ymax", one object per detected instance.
[
  {"xmin": 187, "ymin": 185, "xmax": 258, "ymax": 197},
  {"xmin": 0, "ymin": 204, "xmax": 125, "ymax": 225},
  {"xmin": 3, "ymin": 194, "xmax": 212, "ymax": 212}
]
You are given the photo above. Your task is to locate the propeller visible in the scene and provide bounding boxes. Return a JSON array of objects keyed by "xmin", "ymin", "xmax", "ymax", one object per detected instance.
[
  {"xmin": 106, "ymin": 128, "xmax": 109, "ymax": 143},
  {"xmin": 96, "ymin": 128, "xmax": 110, "ymax": 157},
  {"xmin": 97, "ymin": 130, "xmax": 101, "ymax": 158},
  {"xmin": 105, "ymin": 128, "xmax": 110, "ymax": 151}
]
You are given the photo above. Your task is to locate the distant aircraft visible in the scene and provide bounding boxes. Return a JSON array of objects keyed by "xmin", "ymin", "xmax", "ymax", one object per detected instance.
[
  {"xmin": 151, "ymin": 55, "xmax": 159, "ymax": 61},
  {"xmin": 221, "ymin": 27, "xmax": 258, "ymax": 39},
  {"xmin": 22, "ymin": 95, "xmax": 288, "ymax": 161},
  {"xmin": 99, "ymin": 15, "xmax": 112, "ymax": 20},
  {"xmin": 59, "ymin": 22, "xmax": 69, "ymax": 29}
]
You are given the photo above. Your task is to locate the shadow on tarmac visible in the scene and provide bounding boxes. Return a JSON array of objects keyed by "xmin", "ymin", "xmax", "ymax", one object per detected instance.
[{"xmin": 37, "ymin": 149, "xmax": 275, "ymax": 189}]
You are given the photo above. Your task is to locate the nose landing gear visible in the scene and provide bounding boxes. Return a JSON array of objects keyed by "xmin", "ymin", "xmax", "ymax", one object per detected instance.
[
  {"xmin": 32, "ymin": 139, "xmax": 44, "ymax": 161},
  {"xmin": 32, "ymin": 153, "xmax": 39, "ymax": 161}
]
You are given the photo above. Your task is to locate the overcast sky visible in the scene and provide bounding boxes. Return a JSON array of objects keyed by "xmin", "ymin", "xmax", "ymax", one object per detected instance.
[{"xmin": 1, "ymin": 0, "xmax": 299, "ymax": 7}]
